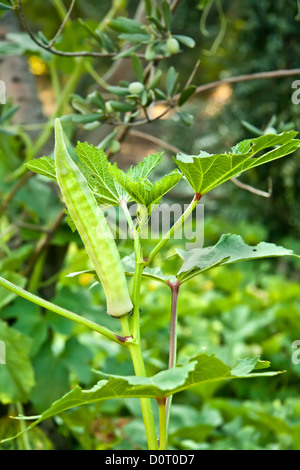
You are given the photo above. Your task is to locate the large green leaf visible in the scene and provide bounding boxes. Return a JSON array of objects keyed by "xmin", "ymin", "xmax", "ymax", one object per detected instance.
[
  {"xmin": 176, "ymin": 234, "xmax": 300, "ymax": 282},
  {"xmin": 1, "ymin": 354, "xmax": 280, "ymax": 443},
  {"xmin": 173, "ymin": 131, "xmax": 300, "ymax": 195},
  {"xmin": 0, "ymin": 320, "xmax": 35, "ymax": 404}
]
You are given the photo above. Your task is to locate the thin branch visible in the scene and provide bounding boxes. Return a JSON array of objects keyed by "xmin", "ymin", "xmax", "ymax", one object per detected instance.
[
  {"xmin": 16, "ymin": 0, "xmax": 162, "ymax": 60},
  {"xmin": 47, "ymin": 0, "xmax": 76, "ymax": 48},
  {"xmin": 16, "ymin": 0, "xmax": 114, "ymax": 58},
  {"xmin": 130, "ymin": 129, "xmax": 181, "ymax": 154},
  {"xmin": 22, "ymin": 209, "xmax": 65, "ymax": 277},
  {"xmin": 0, "ymin": 171, "xmax": 33, "ymax": 218},
  {"xmin": 170, "ymin": 0, "xmax": 181, "ymax": 13},
  {"xmin": 191, "ymin": 68, "xmax": 300, "ymax": 98},
  {"xmin": 185, "ymin": 59, "xmax": 201, "ymax": 89},
  {"xmin": 15, "ymin": 221, "xmax": 52, "ymax": 234},
  {"xmin": 231, "ymin": 176, "xmax": 273, "ymax": 198}
]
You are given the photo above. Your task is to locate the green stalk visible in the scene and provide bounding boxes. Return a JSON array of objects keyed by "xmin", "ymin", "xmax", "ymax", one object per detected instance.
[
  {"xmin": 120, "ymin": 310, "xmax": 158, "ymax": 450},
  {"xmin": 157, "ymin": 398, "xmax": 167, "ymax": 450},
  {"xmin": 15, "ymin": 403, "xmax": 31, "ymax": 450},
  {"xmin": 128, "ymin": 255, "xmax": 158, "ymax": 450},
  {"xmin": 127, "ymin": 340, "xmax": 159, "ymax": 450},
  {"xmin": 119, "ymin": 203, "xmax": 158, "ymax": 450},
  {"xmin": 143, "ymin": 193, "xmax": 201, "ymax": 267},
  {"xmin": 165, "ymin": 280, "xmax": 180, "ymax": 433},
  {"xmin": 0, "ymin": 276, "xmax": 130, "ymax": 346}
]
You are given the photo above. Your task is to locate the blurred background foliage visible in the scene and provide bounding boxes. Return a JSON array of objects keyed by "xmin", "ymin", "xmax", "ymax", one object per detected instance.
[{"xmin": 1, "ymin": 0, "xmax": 300, "ymax": 450}]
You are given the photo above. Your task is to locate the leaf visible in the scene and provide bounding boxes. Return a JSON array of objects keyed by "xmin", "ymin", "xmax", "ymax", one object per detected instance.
[
  {"xmin": 162, "ymin": 0, "xmax": 172, "ymax": 30},
  {"xmin": 173, "ymin": 131, "xmax": 300, "ymax": 195},
  {"xmin": 178, "ymin": 85, "xmax": 197, "ymax": 106},
  {"xmin": 0, "ymin": 104, "xmax": 19, "ymax": 123},
  {"xmin": 0, "ymin": 2, "xmax": 13, "ymax": 10},
  {"xmin": 127, "ymin": 152, "xmax": 163, "ymax": 179},
  {"xmin": 0, "ymin": 41, "xmax": 23, "ymax": 56},
  {"xmin": 107, "ymin": 17, "xmax": 145, "ymax": 34},
  {"xmin": 108, "ymin": 100, "xmax": 136, "ymax": 113},
  {"xmin": 173, "ymin": 34, "xmax": 196, "ymax": 48},
  {"xmin": 87, "ymin": 90, "xmax": 106, "ymax": 110},
  {"xmin": 231, "ymin": 357, "xmax": 272, "ymax": 377},
  {"xmin": 75, "ymin": 142, "xmax": 124, "ymax": 207},
  {"xmin": 70, "ymin": 112, "xmax": 104, "ymax": 123},
  {"xmin": 166, "ymin": 66, "xmax": 178, "ymax": 96},
  {"xmin": 176, "ymin": 234, "xmax": 300, "ymax": 282},
  {"xmin": 106, "ymin": 85, "xmax": 129, "ymax": 96},
  {"xmin": 26, "ymin": 157, "xmax": 56, "ymax": 181},
  {"xmin": 5, "ymin": 32, "xmax": 51, "ymax": 60},
  {"xmin": 97, "ymin": 129, "xmax": 119, "ymax": 150},
  {"xmin": 131, "ymin": 53, "xmax": 144, "ymax": 83},
  {"xmin": 1, "ymin": 298, "xmax": 47, "ymax": 356},
  {"xmin": 144, "ymin": 0, "xmax": 152, "ymax": 15},
  {"xmin": 109, "ymin": 162, "xmax": 181, "ymax": 209},
  {"xmin": 0, "ymin": 320, "xmax": 35, "ymax": 404},
  {"xmin": 2, "ymin": 353, "xmax": 281, "ymax": 443},
  {"xmin": 148, "ymin": 69, "xmax": 163, "ymax": 90},
  {"xmin": 177, "ymin": 111, "xmax": 194, "ymax": 127},
  {"xmin": 119, "ymin": 33, "xmax": 151, "ymax": 43},
  {"xmin": 0, "ymin": 245, "xmax": 32, "ymax": 272}
]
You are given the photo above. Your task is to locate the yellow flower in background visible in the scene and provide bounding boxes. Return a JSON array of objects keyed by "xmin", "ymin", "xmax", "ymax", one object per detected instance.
[{"xmin": 29, "ymin": 56, "xmax": 47, "ymax": 75}]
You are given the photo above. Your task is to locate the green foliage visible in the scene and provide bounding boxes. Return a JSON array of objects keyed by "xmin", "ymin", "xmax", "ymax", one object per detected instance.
[
  {"xmin": 173, "ymin": 132, "xmax": 300, "ymax": 195},
  {"xmin": 176, "ymin": 234, "xmax": 300, "ymax": 282},
  {"xmin": 2, "ymin": 352, "xmax": 279, "ymax": 445},
  {"xmin": 0, "ymin": 320, "xmax": 34, "ymax": 403},
  {"xmin": 1, "ymin": 0, "xmax": 300, "ymax": 451}
]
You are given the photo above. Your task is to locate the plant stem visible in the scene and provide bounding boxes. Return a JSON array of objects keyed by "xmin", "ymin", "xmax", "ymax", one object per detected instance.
[
  {"xmin": 143, "ymin": 193, "xmax": 202, "ymax": 266},
  {"xmin": 129, "ymin": 257, "xmax": 158, "ymax": 449},
  {"xmin": 0, "ymin": 276, "xmax": 130, "ymax": 346},
  {"xmin": 119, "ymin": 199, "xmax": 143, "ymax": 339},
  {"xmin": 165, "ymin": 280, "xmax": 180, "ymax": 431},
  {"xmin": 127, "ymin": 341, "xmax": 159, "ymax": 450},
  {"xmin": 118, "ymin": 215, "xmax": 158, "ymax": 450},
  {"xmin": 15, "ymin": 403, "xmax": 31, "ymax": 450},
  {"xmin": 120, "ymin": 314, "xmax": 158, "ymax": 450},
  {"xmin": 157, "ymin": 398, "xmax": 167, "ymax": 450}
]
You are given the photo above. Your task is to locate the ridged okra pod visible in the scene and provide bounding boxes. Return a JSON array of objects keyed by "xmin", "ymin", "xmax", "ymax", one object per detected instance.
[{"xmin": 54, "ymin": 119, "xmax": 133, "ymax": 317}]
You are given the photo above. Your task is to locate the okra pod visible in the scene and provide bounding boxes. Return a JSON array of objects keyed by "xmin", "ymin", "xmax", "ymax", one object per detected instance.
[{"xmin": 54, "ymin": 119, "xmax": 133, "ymax": 317}]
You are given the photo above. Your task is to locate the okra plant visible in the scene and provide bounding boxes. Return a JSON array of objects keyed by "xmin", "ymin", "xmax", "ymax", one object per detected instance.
[{"xmin": 1, "ymin": 121, "xmax": 300, "ymax": 450}]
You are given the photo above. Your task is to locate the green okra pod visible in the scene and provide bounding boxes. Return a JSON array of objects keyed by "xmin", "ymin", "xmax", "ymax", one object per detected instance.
[{"xmin": 54, "ymin": 118, "xmax": 133, "ymax": 317}]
